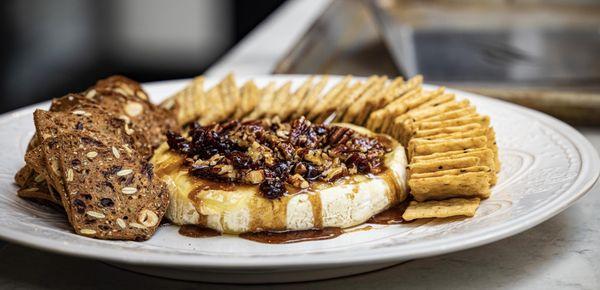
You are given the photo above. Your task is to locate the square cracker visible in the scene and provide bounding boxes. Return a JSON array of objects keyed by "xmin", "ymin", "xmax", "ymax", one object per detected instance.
[
  {"xmin": 408, "ymin": 156, "xmax": 481, "ymax": 175},
  {"xmin": 402, "ymin": 198, "xmax": 481, "ymax": 221},
  {"xmin": 408, "ymin": 136, "xmax": 488, "ymax": 159},
  {"xmin": 351, "ymin": 77, "xmax": 404, "ymax": 126},
  {"xmin": 305, "ymin": 76, "xmax": 352, "ymax": 121},
  {"xmin": 233, "ymin": 80, "xmax": 260, "ymax": 119},
  {"xmin": 409, "ymin": 167, "xmax": 492, "ymax": 201},
  {"xmin": 160, "ymin": 76, "xmax": 205, "ymax": 125},
  {"xmin": 293, "ymin": 76, "xmax": 330, "ymax": 119},
  {"xmin": 417, "ymin": 114, "xmax": 490, "ymax": 131},
  {"xmin": 246, "ymin": 82, "xmax": 277, "ymax": 120},
  {"xmin": 338, "ymin": 76, "xmax": 387, "ymax": 123},
  {"xmin": 278, "ymin": 77, "xmax": 314, "ymax": 120}
]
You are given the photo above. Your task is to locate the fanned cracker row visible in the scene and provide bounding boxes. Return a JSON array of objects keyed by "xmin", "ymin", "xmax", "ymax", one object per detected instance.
[{"xmin": 156, "ymin": 74, "xmax": 499, "ymax": 220}]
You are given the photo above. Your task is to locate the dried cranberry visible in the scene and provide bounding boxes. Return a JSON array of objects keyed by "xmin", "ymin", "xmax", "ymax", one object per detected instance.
[
  {"xmin": 166, "ymin": 130, "xmax": 190, "ymax": 154},
  {"xmin": 73, "ymin": 199, "xmax": 86, "ymax": 214},
  {"xmin": 303, "ymin": 163, "xmax": 322, "ymax": 181},
  {"xmin": 100, "ymin": 198, "xmax": 114, "ymax": 207},
  {"xmin": 142, "ymin": 162, "xmax": 154, "ymax": 180},
  {"xmin": 346, "ymin": 152, "xmax": 371, "ymax": 173},
  {"xmin": 228, "ymin": 152, "xmax": 252, "ymax": 169},
  {"xmin": 259, "ymin": 178, "xmax": 287, "ymax": 199},
  {"xmin": 272, "ymin": 162, "xmax": 291, "ymax": 178}
]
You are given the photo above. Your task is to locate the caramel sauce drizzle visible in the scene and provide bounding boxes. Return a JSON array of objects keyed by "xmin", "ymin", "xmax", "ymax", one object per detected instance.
[
  {"xmin": 178, "ymin": 225, "xmax": 221, "ymax": 238},
  {"xmin": 239, "ymin": 228, "xmax": 343, "ymax": 244}
]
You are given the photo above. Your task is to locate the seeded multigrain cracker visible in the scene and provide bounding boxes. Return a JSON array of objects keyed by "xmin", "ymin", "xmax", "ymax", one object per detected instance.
[
  {"xmin": 409, "ymin": 166, "xmax": 492, "ymax": 201},
  {"xmin": 40, "ymin": 133, "xmax": 168, "ymax": 240},
  {"xmin": 81, "ymin": 76, "xmax": 177, "ymax": 147},
  {"xmin": 16, "ymin": 168, "xmax": 62, "ymax": 206},
  {"xmin": 402, "ymin": 198, "xmax": 481, "ymax": 221},
  {"xmin": 33, "ymin": 108, "xmax": 152, "ymax": 159}
]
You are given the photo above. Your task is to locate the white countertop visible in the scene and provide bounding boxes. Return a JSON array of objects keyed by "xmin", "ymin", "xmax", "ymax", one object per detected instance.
[{"xmin": 1, "ymin": 0, "xmax": 599, "ymax": 288}]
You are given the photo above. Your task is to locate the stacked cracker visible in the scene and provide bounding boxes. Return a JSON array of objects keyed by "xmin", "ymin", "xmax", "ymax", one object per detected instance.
[
  {"xmin": 162, "ymin": 74, "xmax": 499, "ymax": 221},
  {"xmin": 14, "ymin": 76, "xmax": 176, "ymax": 240}
]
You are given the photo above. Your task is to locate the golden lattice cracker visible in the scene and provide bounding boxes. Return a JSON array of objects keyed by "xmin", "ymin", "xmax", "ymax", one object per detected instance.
[
  {"xmin": 233, "ymin": 80, "xmax": 260, "ymax": 119},
  {"xmin": 418, "ymin": 114, "xmax": 490, "ymax": 131},
  {"xmin": 337, "ymin": 76, "xmax": 387, "ymax": 123},
  {"xmin": 350, "ymin": 77, "xmax": 403, "ymax": 126},
  {"xmin": 402, "ymin": 87, "xmax": 446, "ymax": 113},
  {"xmin": 420, "ymin": 128, "xmax": 488, "ymax": 141},
  {"xmin": 365, "ymin": 88, "xmax": 417, "ymax": 132},
  {"xmin": 330, "ymin": 76, "xmax": 387, "ymax": 123},
  {"xmin": 486, "ymin": 127, "xmax": 500, "ymax": 172},
  {"xmin": 315, "ymin": 76, "xmax": 382, "ymax": 123},
  {"xmin": 278, "ymin": 77, "xmax": 313, "ymax": 120},
  {"xmin": 412, "ymin": 147, "xmax": 493, "ymax": 163},
  {"xmin": 402, "ymin": 198, "xmax": 481, "ymax": 221},
  {"xmin": 408, "ymin": 136, "xmax": 488, "ymax": 160},
  {"xmin": 413, "ymin": 123, "xmax": 483, "ymax": 138},
  {"xmin": 265, "ymin": 81, "xmax": 292, "ymax": 118},
  {"xmin": 306, "ymin": 76, "xmax": 351, "ymax": 121},
  {"xmin": 411, "ymin": 165, "xmax": 489, "ymax": 179},
  {"xmin": 409, "ymin": 156, "xmax": 481, "ymax": 175},
  {"xmin": 392, "ymin": 100, "xmax": 471, "ymax": 142},
  {"xmin": 381, "ymin": 75, "xmax": 422, "ymax": 106},
  {"xmin": 197, "ymin": 82, "xmax": 227, "ymax": 125},
  {"xmin": 366, "ymin": 84, "xmax": 443, "ymax": 133},
  {"xmin": 409, "ymin": 167, "xmax": 492, "ymax": 201},
  {"xmin": 418, "ymin": 107, "xmax": 477, "ymax": 124},
  {"xmin": 160, "ymin": 76, "xmax": 205, "ymax": 125},
  {"xmin": 410, "ymin": 147, "xmax": 497, "ymax": 185},
  {"xmin": 292, "ymin": 76, "xmax": 329, "ymax": 119},
  {"xmin": 245, "ymin": 81, "xmax": 276, "ymax": 120},
  {"xmin": 217, "ymin": 73, "xmax": 240, "ymax": 119},
  {"xmin": 314, "ymin": 79, "xmax": 369, "ymax": 123},
  {"xmin": 415, "ymin": 91, "xmax": 455, "ymax": 109}
]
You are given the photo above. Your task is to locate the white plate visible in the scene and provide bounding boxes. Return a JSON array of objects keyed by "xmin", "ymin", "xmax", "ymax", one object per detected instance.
[{"xmin": 0, "ymin": 75, "xmax": 597, "ymax": 283}]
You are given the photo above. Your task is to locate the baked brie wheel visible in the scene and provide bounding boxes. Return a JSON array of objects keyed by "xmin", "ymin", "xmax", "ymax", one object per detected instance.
[{"xmin": 151, "ymin": 119, "xmax": 408, "ymax": 234}]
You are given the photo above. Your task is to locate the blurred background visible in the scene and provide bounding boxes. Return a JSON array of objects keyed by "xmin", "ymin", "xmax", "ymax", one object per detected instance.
[
  {"xmin": 2, "ymin": 0, "xmax": 600, "ymax": 124},
  {"xmin": 0, "ymin": 0, "xmax": 285, "ymax": 112}
]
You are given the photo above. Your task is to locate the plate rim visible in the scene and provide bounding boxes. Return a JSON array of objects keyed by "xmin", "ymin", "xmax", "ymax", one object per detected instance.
[{"xmin": 0, "ymin": 74, "xmax": 597, "ymax": 269}]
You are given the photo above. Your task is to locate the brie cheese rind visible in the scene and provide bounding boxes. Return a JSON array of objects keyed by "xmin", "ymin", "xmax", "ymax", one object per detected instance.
[{"xmin": 151, "ymin": 125, "xmax": 408, "ymax": 234}]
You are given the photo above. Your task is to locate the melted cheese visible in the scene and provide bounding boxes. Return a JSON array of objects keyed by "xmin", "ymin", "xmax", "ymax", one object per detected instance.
[{"xmin": 151, "ymin": 125, "xmax": 408, "ymax": 234}]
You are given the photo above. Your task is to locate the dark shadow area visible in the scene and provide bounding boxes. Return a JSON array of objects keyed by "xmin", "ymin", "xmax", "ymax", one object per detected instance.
[{"xmin": 0, "ymin": 0, "xmax": 286, "ymax": 113}]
